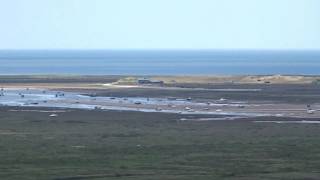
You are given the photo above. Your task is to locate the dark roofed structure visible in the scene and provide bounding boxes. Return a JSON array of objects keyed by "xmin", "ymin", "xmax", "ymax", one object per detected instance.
[{"xmin": 137, "ymin": 78, "xmax": 164, "ymax": 85}]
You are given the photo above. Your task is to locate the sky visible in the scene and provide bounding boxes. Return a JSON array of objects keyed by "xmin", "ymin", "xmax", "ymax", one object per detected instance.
[{"xmin": 0, "ymin": 0, "xmax": 320, "ymax": 50}]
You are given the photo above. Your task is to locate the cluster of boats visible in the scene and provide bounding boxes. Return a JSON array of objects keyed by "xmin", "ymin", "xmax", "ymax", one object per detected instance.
[{"xmin": 0, "ymin": 88, "xmax": 317, "ymax": 117}]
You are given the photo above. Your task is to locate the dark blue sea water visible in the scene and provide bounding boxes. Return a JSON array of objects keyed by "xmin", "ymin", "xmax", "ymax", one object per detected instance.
[{"xmin": 0, "ymin": 50, "xmax": 319, "ymax": 75}]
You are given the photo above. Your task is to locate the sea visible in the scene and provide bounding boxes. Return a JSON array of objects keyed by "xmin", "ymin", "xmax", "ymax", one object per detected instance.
[{"xmin": 0, "ymin": 50, "xmax": 319, "ymax": 75}]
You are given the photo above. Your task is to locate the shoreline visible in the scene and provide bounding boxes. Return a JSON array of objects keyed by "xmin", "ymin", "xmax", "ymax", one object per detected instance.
[{"xmin": 0, "ymin": 75, "xmax": 319, "ymax": 89}]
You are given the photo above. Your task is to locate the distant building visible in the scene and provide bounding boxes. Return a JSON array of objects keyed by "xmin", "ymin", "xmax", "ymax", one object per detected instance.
[{"xmin": 137, "ymin": 78, "xmax": 164, "ymax": 85}]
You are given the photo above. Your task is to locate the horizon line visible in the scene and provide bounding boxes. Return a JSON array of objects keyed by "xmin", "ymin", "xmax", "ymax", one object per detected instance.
[{"xmin": 0, "ymin": 48, "xmax": 320, "ymax": 52}]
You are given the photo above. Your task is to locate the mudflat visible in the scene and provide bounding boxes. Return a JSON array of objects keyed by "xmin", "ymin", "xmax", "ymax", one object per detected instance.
[{"xmin": 2, "ymin": 75, "xmax": 320, "ymax": 118}]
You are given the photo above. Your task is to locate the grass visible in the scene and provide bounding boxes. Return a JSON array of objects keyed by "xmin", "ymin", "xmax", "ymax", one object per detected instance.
[{"xmin": 0, "ymin": 107, "xmax": 320, "ymax": 180}]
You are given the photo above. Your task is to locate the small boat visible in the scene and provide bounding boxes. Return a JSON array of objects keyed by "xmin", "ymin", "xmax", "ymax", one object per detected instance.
[
  {"xmin": 307, "ymin": 110, "xmax": 316, "ymax": 114},
  {"xmin": 49, "ymin": 114, "xmax": 58, "ymax": 117},
  {"xmin": 237, "ymin": 105, "xmax": 245, "ymax": 108},
  {"xmin": 94, "ymin": 106, "xmax": 102, "ymax": 110}
]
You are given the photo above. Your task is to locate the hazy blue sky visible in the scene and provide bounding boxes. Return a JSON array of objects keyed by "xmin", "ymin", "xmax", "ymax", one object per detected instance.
[{"xmin": 0, "ymin": 0, "xmax": 320, "ymax": 50}]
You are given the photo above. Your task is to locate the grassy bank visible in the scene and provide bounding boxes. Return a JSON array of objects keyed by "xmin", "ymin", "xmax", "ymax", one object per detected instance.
[{"xmin": 0, "ymin": 107, "xmax": 320, "ymax": 179}]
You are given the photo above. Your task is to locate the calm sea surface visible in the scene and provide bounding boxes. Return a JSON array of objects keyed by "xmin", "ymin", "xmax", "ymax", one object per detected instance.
[{"xmin": 0, "ymin": 50, "xmax": 319, "ymax": 75}]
